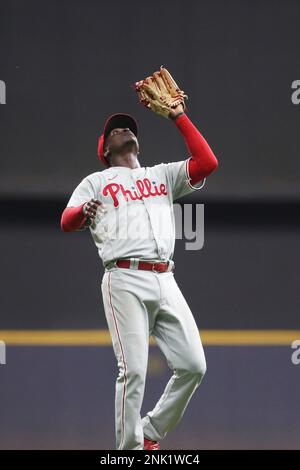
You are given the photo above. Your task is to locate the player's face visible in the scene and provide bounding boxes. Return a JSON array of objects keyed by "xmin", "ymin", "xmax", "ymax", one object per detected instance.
[{"xmin": 105, "ymin": 127, "xmax": 139, "ymax": 156}]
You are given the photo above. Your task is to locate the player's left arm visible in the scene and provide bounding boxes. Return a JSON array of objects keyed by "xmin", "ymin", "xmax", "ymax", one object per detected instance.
[
  {"xmin": 134, "ymin": 67, "xmax": 218, "ymax": 183},
  {"xmin": 169, "ymin": 105, "xmax": 219, "ymax": 184}
]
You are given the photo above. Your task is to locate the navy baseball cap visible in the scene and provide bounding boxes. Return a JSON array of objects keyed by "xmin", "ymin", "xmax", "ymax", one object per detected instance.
[{"xmin": 98, "ymin": 113, "xmax": 138, "ymax": 166}]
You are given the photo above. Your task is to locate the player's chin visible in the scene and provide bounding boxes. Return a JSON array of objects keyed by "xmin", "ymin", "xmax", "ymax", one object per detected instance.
[
  {"xmin": 124, "ymin": 134, "xmax": 137, "ymax": 144},
  {"xmin": 122, "ymin": 138, "xmax": 138, "ymax": 152},
  {"xmin": 115, "ymin": 134, "xmax": 134, "ymax": 148}
]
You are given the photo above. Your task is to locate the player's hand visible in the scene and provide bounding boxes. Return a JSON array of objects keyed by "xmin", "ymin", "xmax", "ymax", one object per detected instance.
[
  {"xmin": 169, "ymin": 103, "xmax": 185, "ymax": 121},
  {"xmin": 82, "ymin": 199, "xmax": 106, "ymax": 223}
]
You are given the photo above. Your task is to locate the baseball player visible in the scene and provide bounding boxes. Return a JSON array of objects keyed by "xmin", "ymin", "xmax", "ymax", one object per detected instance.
[{"xmin": 61, "ymin": 67, "xmax": 218, "ymax": 450}]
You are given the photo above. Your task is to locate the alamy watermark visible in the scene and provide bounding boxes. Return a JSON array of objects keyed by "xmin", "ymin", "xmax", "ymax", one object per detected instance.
[
  {"xmin": 94, "ymin": 202, "xmax": 204, "ymax": 251},
  {"xmin": 0, "ymin": 340, "xmax": 6, "ymax": 365},
  {"xmin": 291, "ymin": 80, "xmax": 300, "ymax": 105},
  {"xmin": 174, "ymin": 203, "xmax": 204, "ymax": 251},
  {"xmin": 0, "ymin": 80, "xmax": 6, "ymax": 104},
  {"xmin": 291, "ymin": 340, "xmax": 300, "ymax": 365}
]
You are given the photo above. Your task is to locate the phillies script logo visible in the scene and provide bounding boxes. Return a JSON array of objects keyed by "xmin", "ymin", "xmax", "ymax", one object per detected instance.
[{"xmin": 103, "ymin": 178, "xmax": 167, "ymax": 207}]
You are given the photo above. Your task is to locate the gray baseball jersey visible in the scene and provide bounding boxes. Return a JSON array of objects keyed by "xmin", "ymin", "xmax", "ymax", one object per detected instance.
[{"xmin": 67, "ymin": 159, "xmax": 205, "ymax": 266}]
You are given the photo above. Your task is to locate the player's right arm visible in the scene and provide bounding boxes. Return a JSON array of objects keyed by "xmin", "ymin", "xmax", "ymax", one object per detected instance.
[
  {"xmin": 61, "ymin": 199, "xmax": 103, "ymax": 232},
  {"xmin": 60, "ymin": 174, "xmax": 105, "ymax": 232}
]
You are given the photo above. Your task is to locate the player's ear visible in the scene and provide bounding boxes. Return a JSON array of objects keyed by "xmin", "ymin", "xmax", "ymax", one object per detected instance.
[
  {"xmin": 105, "ymin": 149, "xmax": 112, "ymax": 165},
  {"xmin": 104, "ymin": 144, "xmax": 110, "ymax": 158},
  {"xmin": 135, "ymin": 141, "xmax": 140, "ymax": 155}
]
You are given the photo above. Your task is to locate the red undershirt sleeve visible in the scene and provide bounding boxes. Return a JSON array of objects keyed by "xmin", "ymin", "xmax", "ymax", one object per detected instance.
[
  {"xmin": 174, "ymin": 113, "xmax": 218, "ymax": 185},
  {"xmin": 61, "ymin": 203, "xmax": 87, "ymax": 232}
]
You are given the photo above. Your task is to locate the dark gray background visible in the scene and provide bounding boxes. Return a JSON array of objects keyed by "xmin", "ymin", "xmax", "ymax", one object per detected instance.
[
  {"xmin": 0, "ymin": 0, "xmax": 299, "ymax": 451},
  {"xmin": 0, "ymin": 0, "xmax": 299, "ymax": 198}
]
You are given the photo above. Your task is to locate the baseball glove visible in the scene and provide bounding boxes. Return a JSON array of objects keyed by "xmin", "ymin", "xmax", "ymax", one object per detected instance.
[{"xmin": 134, "ymin": 66, "xmax": 188, "ymax": 119}]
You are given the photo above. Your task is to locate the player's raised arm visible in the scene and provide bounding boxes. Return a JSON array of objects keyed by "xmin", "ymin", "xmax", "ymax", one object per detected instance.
[
  {"xmin": 134, "ymin": 66, "xmax": 218, "ymax": 185},
  {"xmin": 171, "ymin": 107, "xmax": 218, "ymax": 185}
]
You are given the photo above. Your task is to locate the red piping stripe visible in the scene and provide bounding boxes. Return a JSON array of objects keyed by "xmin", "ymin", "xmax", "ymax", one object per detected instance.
[{"xmin": 108, "ymin": 272, "xmax": 127, "ymax": 449}]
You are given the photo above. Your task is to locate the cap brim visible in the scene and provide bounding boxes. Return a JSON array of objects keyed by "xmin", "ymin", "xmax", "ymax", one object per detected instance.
[{"xmin": 103, "ymin": 113, "xmax": 138, "ymax": 142}]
